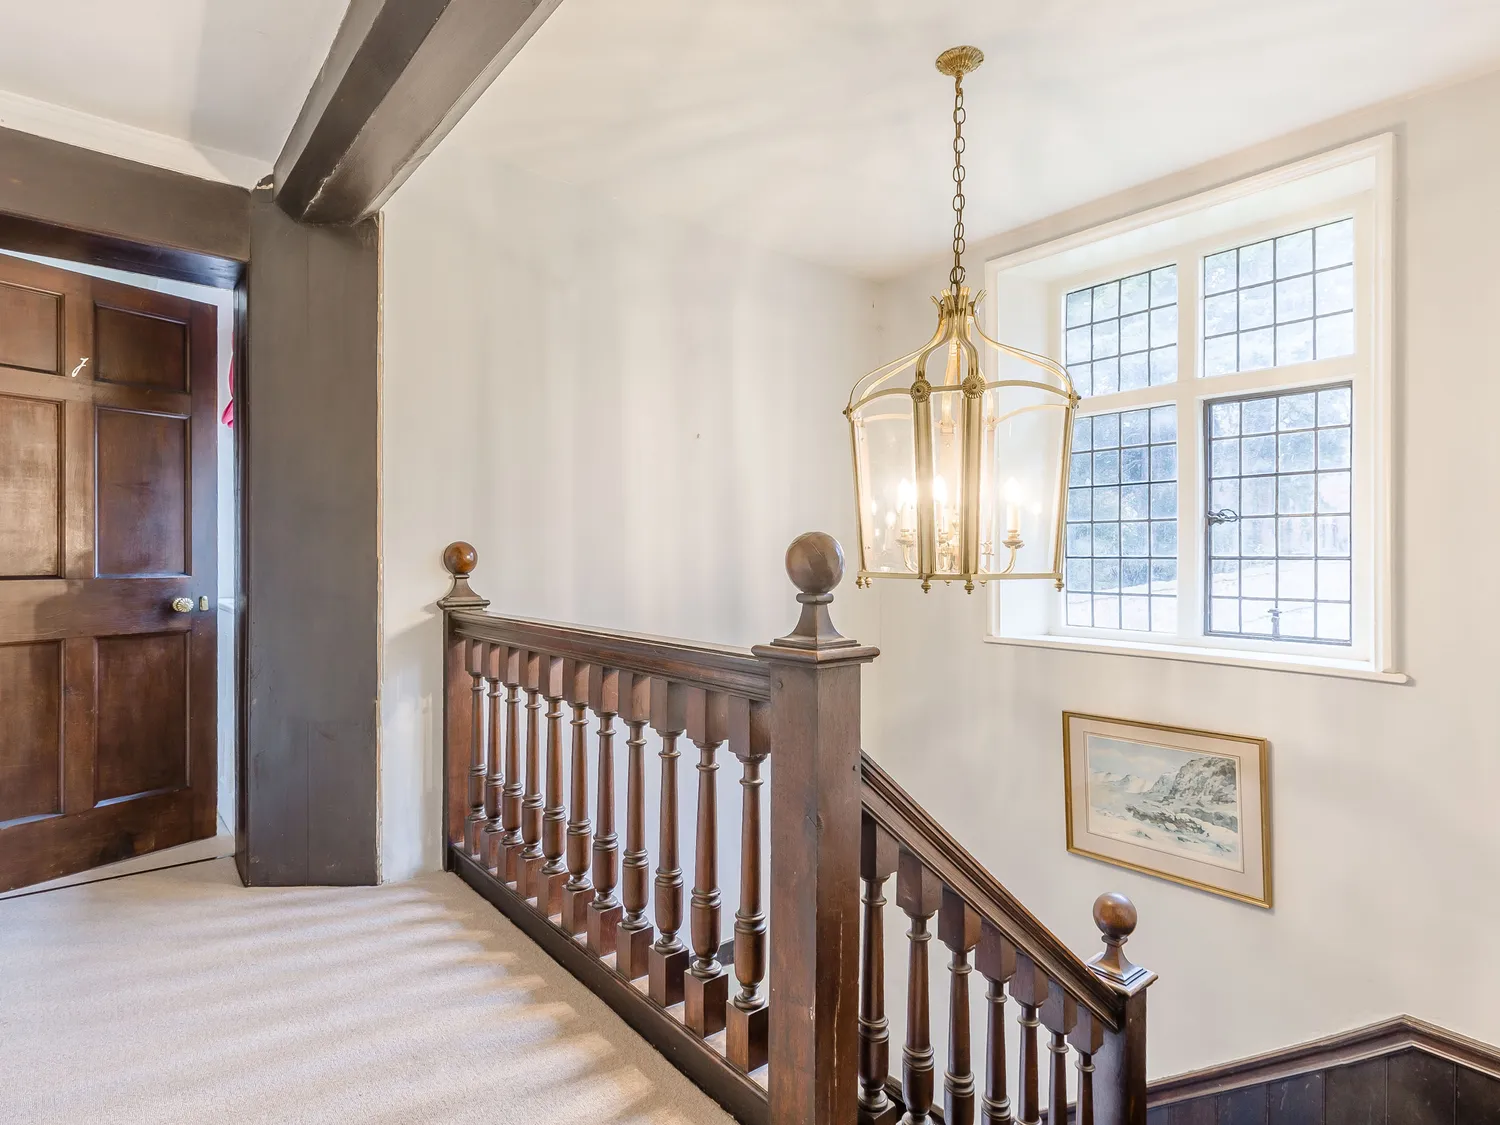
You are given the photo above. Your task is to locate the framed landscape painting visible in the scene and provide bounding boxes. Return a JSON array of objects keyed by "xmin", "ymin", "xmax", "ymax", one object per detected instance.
[{"xmin": 1062, "ymin": 712, "xmax": 1271, "ymax": 908}]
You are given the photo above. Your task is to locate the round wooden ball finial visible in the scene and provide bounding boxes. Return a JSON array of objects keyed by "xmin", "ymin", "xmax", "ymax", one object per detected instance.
[
  {"xmin": 443, "ymin": 540, "xmax": 478, "ymax": 577},
  {"xmin": 1087, "ymin": 891, "xmax": 1148, "ymax": 988},
  {"xmin": 785, "ymin": 531, "xmax": 845, "ymax": 599},
  {"xmin": 1093, "ymin": 891, "xmax": 1138, "ymax": 941},
  {"xmin": 766, "ymin": 532, "xmax": 859, "ymax": 652},
  {"xmin": 437, "ymin": 540, "xmax": 487, "ymax": 610}
]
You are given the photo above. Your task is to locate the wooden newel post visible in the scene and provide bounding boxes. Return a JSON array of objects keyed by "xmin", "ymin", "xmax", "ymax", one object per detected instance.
[
  {"xmin": 439, "ymin": 541, "xmax": 489, "ymax": 870},
  {"xmin": 753, "ymin": 532, "xmax": 878, "ymax": 1125},
  {"xmin": 1085, "ymin": 892, "xmax": 1156, "ymax": 1125}
]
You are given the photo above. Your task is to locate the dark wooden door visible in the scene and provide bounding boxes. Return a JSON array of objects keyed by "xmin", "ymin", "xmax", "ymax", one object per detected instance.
[{"xmin": 0, "ymin": 253, "xmax": 218, "ymax": 893}]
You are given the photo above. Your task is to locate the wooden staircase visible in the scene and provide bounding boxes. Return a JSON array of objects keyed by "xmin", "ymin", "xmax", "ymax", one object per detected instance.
[{"xmin": 436, "ymin": 533, "xmax": 1156, "ymax": 1125}]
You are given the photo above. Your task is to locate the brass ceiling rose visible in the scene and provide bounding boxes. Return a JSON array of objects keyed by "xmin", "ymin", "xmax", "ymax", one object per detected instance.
[{"xmin": 935, "ymin": 45, "xmax": 984, "ymax": 79}]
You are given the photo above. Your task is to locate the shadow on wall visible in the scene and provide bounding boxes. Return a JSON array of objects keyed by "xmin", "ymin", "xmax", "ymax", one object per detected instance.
[{"xmin": 382, "ymin": 612, "xmax": 448, "ymax": 882}]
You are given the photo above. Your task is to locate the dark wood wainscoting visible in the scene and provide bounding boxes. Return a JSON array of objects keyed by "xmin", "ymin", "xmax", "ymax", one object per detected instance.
[{"xmin": 1146, "ymin": 1018, "xmax": 1500, "ymax": 1125}]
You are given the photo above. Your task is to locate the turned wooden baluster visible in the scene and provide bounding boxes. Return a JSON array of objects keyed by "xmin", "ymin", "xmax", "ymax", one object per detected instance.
[
  {"xmin": 684, "ymin": 688, "xmax": 729, "ymax": 1037},
  {"xmin": 518, "ymin": 651, "xmax": 545, "ymax": 899},
  {"xmin": 726, "ymin": 696, "xmax": 770, "ymax": 1073},
  {"xmin": 616, "ymin": 673, "xmax": 654, "ymax": 980},
  {"xmin": 859, "ymin": 816, "xmax": 900, "ymax": 1124},
  {"xmin": 538, "ymin": 655, "xmax": 569, "ymax": 917},
  {"xmin": 497, "ymin": 648, "xmax": 524, "ymax": 882},
  {"xmin": 898, "ymin": 851, "xmax": 943, "ymax": 1125},
  {"xmin": 560, "ymin": 660, "xmax": 594, "ymax": 936},
  {"xmin": 1068, "ymin": 1009, "xmax": 1105, "ymax": 1125},
  {"xmin": 438, "ymin": 542, "xmax": 486, "ymax": 852},
  {"xmin": 648, "ymin": 679, "xmax": 689, "ymax": 1007},
  {"xmin": 1086, "ymin": 893, "xmax": 1155, "ymax": 1125},
  {"xmin": 940, "ymin": 888, "xmax": 981, "ymax": 1125},
  {"xmin": 587, "ymin": 666, "xmax": 623, "ymax": 956},
  {"xmin": 463, "ymin": 638, "xmax": 486, "ymax": 856},
  {"xmin": 1041, "ymin": 980, "xmax": 1077, "ymax": 1125},
  {"xmin": 1010, "ymin": 954, "xmax": 1048, "ymax": 1125},
  {"xmin": 976, "ymin": 922, "xmax": 1017, "ymax": 1125},
  {"xmin": 480, "ymin": 643, "xmax": 505, "ymax": 870}
]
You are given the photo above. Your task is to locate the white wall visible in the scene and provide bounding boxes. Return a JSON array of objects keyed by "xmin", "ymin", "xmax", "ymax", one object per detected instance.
[
  {"xmin": 867, "ymin": 66, "xmax": 1500, "ymax": 1080},
  {"xmin": 379, "ymin": 127, "xmax": 881, "ymax": 882}
]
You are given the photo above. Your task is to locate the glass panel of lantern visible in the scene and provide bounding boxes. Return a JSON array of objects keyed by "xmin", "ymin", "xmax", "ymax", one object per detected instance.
[
  {"xmin": 979, "ymin": 347, "xmax": 1072, "ymax": 580},
  {"xmin": 852, "ymin": 387, "xmax": 920, "ymax": 575}
]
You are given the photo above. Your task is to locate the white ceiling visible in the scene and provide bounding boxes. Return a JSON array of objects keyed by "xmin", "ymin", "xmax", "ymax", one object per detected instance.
[
  {"xmin": 0, "ymin": 0, "xmax": 348, "ymax": 177},
  {"xmin": 460, "ymin": 0, "xmax": 1500, "ymax": 278}
]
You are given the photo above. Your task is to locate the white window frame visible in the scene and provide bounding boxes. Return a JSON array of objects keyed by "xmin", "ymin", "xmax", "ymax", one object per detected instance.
[{"xmin": 986, "ymin": 136, "xmax": 1402, "ymax": 683}]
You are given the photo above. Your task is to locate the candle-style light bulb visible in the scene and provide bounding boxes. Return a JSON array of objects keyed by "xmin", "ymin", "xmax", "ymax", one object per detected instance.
[
  {"xmin": 1004, "ymin": 476, "xmax": 1023, "ymax": 535},
  {"xmin": 897, "ymin": 478, "xmax": 915, "ymax": 532}
]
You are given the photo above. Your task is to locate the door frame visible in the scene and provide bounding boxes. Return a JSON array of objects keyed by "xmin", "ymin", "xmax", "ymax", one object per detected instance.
[
  {"xmin": 2, "ymin": 124, "xmax": 385, "ymax": 888},
  {"xmin": 0, "ymin": 124, "xmax": 249, "ymax": 883}
]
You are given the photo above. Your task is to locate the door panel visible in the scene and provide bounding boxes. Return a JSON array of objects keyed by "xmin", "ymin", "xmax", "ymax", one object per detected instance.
[
  {"xmin": 0, "ymin": 641, "xmax": 63, "ymax": 823},
  {"xmin": 0, "ymin": 255, "xmax": 217, "ymax": 892},
  {"xmin": 95, "ymin": 303, "xmax": 190, "ymax": 392},
  {"xmin": 96, "ymin": 632, "xmax": 190, "ymax": 802},
  {"xmin": 0, "ymin": 393, "xmax": 62, "ymax": 576},
  {"xmin": 0, "ymin": 280, "xmax": 61, "ymax": 373},
  {"xmin": 96, "ymin": 407, "xmax": 189, "ymax": 576}
]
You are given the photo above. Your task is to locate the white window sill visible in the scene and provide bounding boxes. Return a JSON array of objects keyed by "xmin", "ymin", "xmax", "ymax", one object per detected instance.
[{"xmin": 984, "ymin": 632, "xmax": 1409, "ymax": 684}]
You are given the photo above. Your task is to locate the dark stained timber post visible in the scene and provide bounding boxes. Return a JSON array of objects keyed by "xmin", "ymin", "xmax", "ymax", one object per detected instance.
[
  {"xmin": 860, "ymin": 814, "xmax": 901, "ymax": 1124},
  {"xmin": 616, "ymin": 673, "xmax": 654, "ymax": 981},
  {"xmin": 481, "ymin": 643, "xmax": 505, "ymax": 871},
  {"xmin": 976, "ymin": 922, "xmax": 1017, "ymax": 1125},
  {"xmin": 898, "ymin": 851, "xmax": 944, "ymax": 1125},
  {"xmin": 438, "ymin": 542, "xmax": 487, "ymax": 867},
  {"xmin": 464, "ymin": 638, "xmax": 486, "ymax": 857},
  {"xmin": 940, "ymin": 888, "xmax": 981, "ymax": 1125},
  {"xmin": 1010, "ymin": 955, "xmax": 1048, "ymax": 1125},
  {"xmin": 1041, "ymin": 980, "xmax": 1078, "ymax": 1125},
  {"xmin": 561, "ymin": 659, "xmax": 595, "ymax": 936},
  {"xmin": 648, "ymin": 679, "xmax": 690, "ymax": 1007},
  {"xmin": 753, "ymin": 533, "xmax": 877, "ymax": 1125},
  {"xmin": 1086, "ymin": 894, "xmax": 1156, "ymax": 1125},
  {"xmin": 498, "ymin": 648, "xmax": 524, "ymax": 883},
  {"xmin": 519, "ymin": 651, "xmax": 545, "ymax": 900},
  {"xmin": 726, "ymin": 695, "xmax": 771, "ymax": 1074},
  {"xmin": 539, "ymin": 655, "xmax": 569, "ymax": 917},
  {"xmin": 587, "ymin": 666, "xmax": 623, "ymax": 957},
  {"xmin": 683, "ymin": 687, "xmax": 728, "ymax": 1038},
  {"xmin": 1069, "ymin": 1009, "xmax": 1105, "ymax": 1125}
]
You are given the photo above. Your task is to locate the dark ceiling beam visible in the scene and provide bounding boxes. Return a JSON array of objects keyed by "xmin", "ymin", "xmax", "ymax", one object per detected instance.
[{"xmin": 274, "ymin": 0, "xmax": 561, "ymax": 224}]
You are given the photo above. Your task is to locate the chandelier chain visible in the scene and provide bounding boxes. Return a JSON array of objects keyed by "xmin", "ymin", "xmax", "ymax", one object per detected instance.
[{"xmin": 949, "ymin": 73, "xmax": 967, "ymax": 295}]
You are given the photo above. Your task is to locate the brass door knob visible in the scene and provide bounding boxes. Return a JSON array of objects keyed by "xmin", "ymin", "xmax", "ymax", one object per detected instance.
[{"xmin": 170, "ymin": 597, "xmax": 194, "ymax": 613}]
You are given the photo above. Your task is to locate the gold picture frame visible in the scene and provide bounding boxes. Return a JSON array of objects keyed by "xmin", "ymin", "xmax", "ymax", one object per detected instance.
[{"xmin": 1062, "ymin": 712, "xmax": 1272, "ymax": 908}]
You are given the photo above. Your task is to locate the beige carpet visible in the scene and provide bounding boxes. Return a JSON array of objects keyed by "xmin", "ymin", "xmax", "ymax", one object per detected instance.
[{"xmin": 0, "ymin": 859, "xmax": 735, "ymax": 1125}]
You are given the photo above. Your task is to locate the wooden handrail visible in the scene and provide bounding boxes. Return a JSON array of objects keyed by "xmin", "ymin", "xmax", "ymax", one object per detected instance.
[
  {"xmin": 861, "ymin": 754, "xmax": 1123, "ymax": 1028},
  {"xmin": 450, "ymin": 610, "xmax": 772, "ymax": 701},
  {"xmin": 436, "ymin": 538, "xmax": 1152, "ymax": 1125},
  {"xmin": 859, "ymin": 753, "xmax": 1155, "ymax": 1125},
  {"xmin": 437, "ymin": 534, "xmax": 876, "ymax": 1125}
]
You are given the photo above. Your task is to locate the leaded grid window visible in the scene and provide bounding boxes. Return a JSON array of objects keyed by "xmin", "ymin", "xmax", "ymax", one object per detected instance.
[
  {"xmin": 1064, "ymin": 266, "xmax": 1178, "ymax": 397},
  {"xmin": 1064, "ymin": 405, "xmax": 1178, "ymax": 632},
  {"xmin": 1202, "ymin": 218, "xmax": 1355, "ymax": 377},
  {"xmin": 1205, "ymin": 384, "xmax": 1353, "ymax": 643}
]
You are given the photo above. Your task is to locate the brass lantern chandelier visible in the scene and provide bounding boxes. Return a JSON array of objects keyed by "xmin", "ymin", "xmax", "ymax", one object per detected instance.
[{"xmin": 846, "ymin": 46, "xmax": 1079, "ymax": 593}]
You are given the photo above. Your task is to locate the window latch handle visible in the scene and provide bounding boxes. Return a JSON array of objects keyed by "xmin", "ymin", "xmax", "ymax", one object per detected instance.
[{"xmin": 1206, "ymin": 508, "xmax": 1240, "ymax": 525}]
